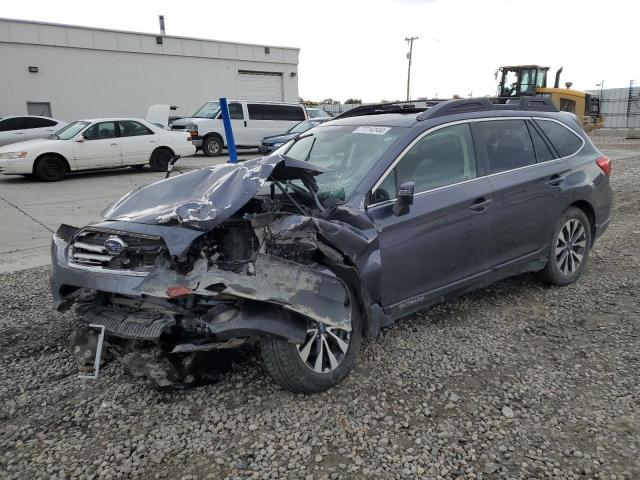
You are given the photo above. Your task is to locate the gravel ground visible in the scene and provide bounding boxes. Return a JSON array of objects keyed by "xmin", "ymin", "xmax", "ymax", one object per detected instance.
[{"xmin": 1, "ymin": 137, "xmax": 639, "ymax": 480}]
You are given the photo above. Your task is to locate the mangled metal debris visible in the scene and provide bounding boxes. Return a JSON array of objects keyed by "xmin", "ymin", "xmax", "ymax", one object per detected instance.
[{"xmin": 52, "ymin": 154, "xmax": 373, "ymax": 390}]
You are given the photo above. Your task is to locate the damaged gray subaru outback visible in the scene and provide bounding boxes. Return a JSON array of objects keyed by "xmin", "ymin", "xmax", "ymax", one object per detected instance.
[{"xmin": 51, "ymin": 97, "xmax": 612, "ymax": 392}]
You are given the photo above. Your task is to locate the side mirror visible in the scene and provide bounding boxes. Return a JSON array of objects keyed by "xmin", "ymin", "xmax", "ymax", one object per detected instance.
[
  {"xmin": 75, "ymin": 135, "xmax": 85, "ymax": 142},
  {"xmin": 392, "ymin": 181, "xmax": 415, "ymax": 217}
]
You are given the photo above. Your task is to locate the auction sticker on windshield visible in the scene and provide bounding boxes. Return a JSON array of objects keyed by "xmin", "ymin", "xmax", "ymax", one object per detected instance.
[{"xmin": 352, "ymin": 126, "xmax": 391, "ymax": 135}]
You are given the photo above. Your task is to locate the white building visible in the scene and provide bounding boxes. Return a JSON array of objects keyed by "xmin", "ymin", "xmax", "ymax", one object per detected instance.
[{"xmin": 0, "ymin": 17, "xmax": 299, "ymax": 121}]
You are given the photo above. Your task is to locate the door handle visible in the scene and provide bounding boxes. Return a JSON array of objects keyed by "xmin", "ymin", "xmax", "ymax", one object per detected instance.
[
  {"xmin": 110, "ymin": 143, "xmax": 118, "ymax": 146},
  {"xmin": 469, "ymin": 197, "xmax": 492, "ymax": 212},
  {"xmin": 547, "ymin": 173, "xmax": 567, "ymax": 186},
  {"xmin": 14, "ymin": 132, "xmax": 24, "ymax": 135}
]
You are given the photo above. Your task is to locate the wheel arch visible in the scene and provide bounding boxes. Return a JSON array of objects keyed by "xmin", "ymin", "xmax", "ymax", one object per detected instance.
[
  {"xmin": 151, "ymin": 145, "xmax": 175, "ymax": 158},
  {"xmin": 203, "ymin": 131, "xmax": 225, "ymax": 146},
  {"xmin": 569, "ymin": 200, "xmax": 596, "ymax": 237},
  {"xmin": 33, "ymin": 152, "xmax": 71, "ymax": 174}
]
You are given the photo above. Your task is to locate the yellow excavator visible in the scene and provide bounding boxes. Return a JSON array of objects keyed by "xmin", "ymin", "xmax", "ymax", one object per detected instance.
[{"xmin": 496, "ymin": 65, "xmax": 603, "ymax": 131}]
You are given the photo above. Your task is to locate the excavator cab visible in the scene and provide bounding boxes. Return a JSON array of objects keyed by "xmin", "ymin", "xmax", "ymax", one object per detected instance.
[
  {"xmin": 497, "ymin": 65, "xmax": 550, "ymax": 97},
  {"xmin": 496, "ymin": 64, "xmax": 603, "ymax": 132}
]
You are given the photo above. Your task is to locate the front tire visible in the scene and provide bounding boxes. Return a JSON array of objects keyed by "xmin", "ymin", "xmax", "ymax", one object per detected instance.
[
  {"xmin": 260, "ymin": 279, "xmax": 362, "ymax": 393},
  {"xmin": 34, "ymin": 155, "xmax": 66, "ymax": 182},
  {"xmin": 541, "ymin": 207, "xmax": 592, "ymax": 286},
  {"xmin": 202, "ymin": 135, "xmax": 223, "ymax": 157}
]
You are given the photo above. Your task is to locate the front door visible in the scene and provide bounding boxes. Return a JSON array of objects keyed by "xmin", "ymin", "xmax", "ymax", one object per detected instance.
[
  {"xmin": 368, "ymin": 123, "xmax": 493, "ymax": 312},
  {"xmin": 73, "ymin": 121, "xmax": 122, "ymax": 169}
]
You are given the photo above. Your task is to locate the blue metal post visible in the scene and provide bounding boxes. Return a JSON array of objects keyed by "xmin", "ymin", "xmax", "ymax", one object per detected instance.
[{"xmin": 219, "ymin": 97, "xmax": 238, "ymax": 164}]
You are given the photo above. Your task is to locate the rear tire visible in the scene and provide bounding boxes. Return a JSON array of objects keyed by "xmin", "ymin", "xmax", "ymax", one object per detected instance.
[
  {"xmin": 541, "ymin": 207, "xmax": 592, "ymax": 286},
  {"xmin": 202, "ymin": 135, "xmax": 223, "ymax": 157},
  {"xmin": 260, "ymin": 276, "xmax": 362, "ymax": 393},
  {"xmin": 149, "ymin": 149, "xmax": 173, "ymax": 172},
  {"xmin": 34, "ymin": 155, "xmax": 67, "ymax": 182}
]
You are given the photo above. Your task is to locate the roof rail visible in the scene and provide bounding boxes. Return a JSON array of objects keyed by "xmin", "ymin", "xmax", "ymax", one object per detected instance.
[
  {"xmin": 416, "ymin": 96, "xmax": 557, "ymax": 121},
  {"xmin": 333, "ymin": 101, "xmax": 434, "ymax": 120}
]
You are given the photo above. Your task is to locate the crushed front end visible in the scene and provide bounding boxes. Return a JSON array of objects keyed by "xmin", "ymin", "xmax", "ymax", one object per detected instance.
[{"xmin": 50, "ymin": 156, "xmax": 361, "ymax": 389}]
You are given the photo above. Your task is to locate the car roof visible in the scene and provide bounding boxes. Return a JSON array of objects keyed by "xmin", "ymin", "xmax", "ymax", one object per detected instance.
[
  {"xmin": 1, "ymin": 115, "xmax": 59, "ymax": 120},
  {"xmin": 205, "ymin": 100, "xmax": 303, "ymax": 106},
  {"xmin": 322, "ymin": 113, "xmax": 418, "ymax": 128},
  {"xmin": 79, "ymin": 118, "xmax": 152, "ymax": 123},
  {"xmin": 324, "ymin": 97, "xmax": 570, "ymax": 129}
]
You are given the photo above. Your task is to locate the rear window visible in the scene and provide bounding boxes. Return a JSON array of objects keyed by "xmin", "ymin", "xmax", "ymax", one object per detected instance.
[
  {"xmin": 535, "ymin": 119, "xmax": 583, "ymax": 157},
  {"xmin": 476, "ymin": 119, "xmax": 536, "ymax": 174},
  {"xmin": 248, "ymin": 104, "xmax": 305, "ymax": 121},
  {"xmin": 23, "ymin": 117, "xmax": 57, "ymax": 129},
  {"xmin": 0, "ymin": 117, "xmax": 24, "ymax": 131}
]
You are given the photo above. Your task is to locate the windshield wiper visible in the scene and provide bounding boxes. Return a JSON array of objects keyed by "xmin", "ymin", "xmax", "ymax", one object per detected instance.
[{"xmin": 286, "ymin": 179, "xmax": 326, "ymax": 213}]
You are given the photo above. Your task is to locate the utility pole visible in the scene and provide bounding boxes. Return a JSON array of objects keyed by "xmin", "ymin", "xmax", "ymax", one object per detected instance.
[{"xmin": 405, "ymin": 36, "xmax": 418, "ymax": 101}]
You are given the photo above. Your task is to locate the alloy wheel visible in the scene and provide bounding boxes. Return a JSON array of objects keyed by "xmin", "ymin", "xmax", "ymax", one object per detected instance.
[
  {"xmin": 297, "ymin": 321, "xmax": 351, "ymax": 374},
  {"xmin": 207, "ymin": 139, "xmax": 221, "ymax": 155},
  {"xmin": 555, "ymin": 218, "xmax": 586, "ymax": 275}
]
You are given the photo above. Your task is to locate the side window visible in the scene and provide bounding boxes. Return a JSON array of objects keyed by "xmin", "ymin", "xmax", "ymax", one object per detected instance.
[
  {"xmin": 526, "ymin": 122, "xmax": 555, "ymax": 162},
  {"xmin": 261, "ymin": 105, "xmax": 287, "ymax": 120},
  {"xmin": 535, "ymin": 119, "xmax": 583, "ymax": 157},
  {"xmin": 248, "ymin": 104, "xmax": 305, "ymax": 121},
  {"xmin": 373, "ymin": 123, "xmax": 477, "ymax": 201},
  {"xmin": 119, "ymin": 120, "xmax": 154, "ymax": 137},
  {"xmin": 476, "ymin": 119, "xmax": 536, "ymax": 174},
  {"xmin": 23, "ymin": 117, "xmax": 57, "ymax": 129},
  {"xmin": 228, "ymin": 102, "xmax": 244, "ymax": 120},
  {"xmin": 0, "ymin": 117, "xmax": 25, "ymax": 131},
  {"xmin": 83, "ymin": 121, "xmax": 117, "ymax": 140},
  {"xmin": 247, "ymin": 104, "xmax": 264, "ymax": 120}
]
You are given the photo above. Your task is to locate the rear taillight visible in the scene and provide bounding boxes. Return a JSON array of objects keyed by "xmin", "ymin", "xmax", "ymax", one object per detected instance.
[{"xmin": 596, "ymin": 155, "xmax": 611, "ymax": 176}]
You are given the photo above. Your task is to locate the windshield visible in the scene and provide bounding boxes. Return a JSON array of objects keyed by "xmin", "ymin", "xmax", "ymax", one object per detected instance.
[
  {"xmin": 288, "ymin": 120, "xmax": 323, "ymax": 134},
  {"xmin": 55, "ymin": 121, "xmax": 90, "ymax": 140},
  {"xmin": 284, "ymin": 125, "xmax": 402, "ymax": 201},
  {"xmin": 192, "ymin": 101, "xmax": 221, "ymax": 119}
]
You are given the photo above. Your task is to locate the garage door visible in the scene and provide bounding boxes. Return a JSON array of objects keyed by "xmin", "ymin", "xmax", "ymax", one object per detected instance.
[{"xmin": 238, "ymin": 71, "xmax": 284, "ymax": 102}]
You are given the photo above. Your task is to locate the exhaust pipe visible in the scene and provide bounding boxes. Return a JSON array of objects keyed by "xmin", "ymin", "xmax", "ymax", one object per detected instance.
[
  {"xmin": 159, "ymin": 15, "xmax": 166, "ymax": 35},
  {"xmin": 554, "ymin": 67, "xmax": 563, "ymax": 88}
]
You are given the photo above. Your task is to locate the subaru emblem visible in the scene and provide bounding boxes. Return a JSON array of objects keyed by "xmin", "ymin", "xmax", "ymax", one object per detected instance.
[{"xmin": 104, "ymin": 236, "xmax": 127, "ymax": 254}]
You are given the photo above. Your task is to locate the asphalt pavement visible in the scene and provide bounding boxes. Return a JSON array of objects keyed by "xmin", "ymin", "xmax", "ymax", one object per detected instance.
[{"xmin": 0, "ymin": 152, "xmax": 256, "ymax": 273}]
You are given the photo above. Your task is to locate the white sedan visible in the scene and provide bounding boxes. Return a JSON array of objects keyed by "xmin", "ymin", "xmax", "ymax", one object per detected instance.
[{"xmin": 0, "ymin": 118, "xmax": 196, "ymax": 181}]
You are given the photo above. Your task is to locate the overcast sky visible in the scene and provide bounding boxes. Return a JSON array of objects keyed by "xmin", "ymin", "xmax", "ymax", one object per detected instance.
[{"xmin": 2, "ymin": 0, "xmax": 637, "ymax": 102}]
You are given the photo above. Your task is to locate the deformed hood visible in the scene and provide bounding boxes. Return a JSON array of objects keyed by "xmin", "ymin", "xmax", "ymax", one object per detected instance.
[{"xmin": 102, "ymin": 155, "xmax": 326, "ymax": 231}]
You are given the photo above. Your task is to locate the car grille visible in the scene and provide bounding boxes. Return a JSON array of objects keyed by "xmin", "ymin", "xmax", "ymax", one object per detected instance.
[{"xmin": 70, "ymin": 228, "xmax": 165, "ymax": 273}]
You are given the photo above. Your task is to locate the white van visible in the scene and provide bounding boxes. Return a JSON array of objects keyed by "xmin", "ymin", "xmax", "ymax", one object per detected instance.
[{"xmin": 171, "ymin": 100, "xmax": 307, "ymax": 156}]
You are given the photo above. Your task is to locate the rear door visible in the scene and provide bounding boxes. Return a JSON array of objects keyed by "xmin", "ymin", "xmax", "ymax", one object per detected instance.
[
  {"xmin": 73, "ymin": 121, "xmax": 122, "ymax": 169},
  {"xmin": 117, "ymin": 120, "xmax": 156, "ymax": 165},
  {"xmin": 369, "ymin": 122, "xmax": 493, "ymax": 311},
  {"xmin": 473, "ymin": 118, "xmax": 567, "ymax": 267}
]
